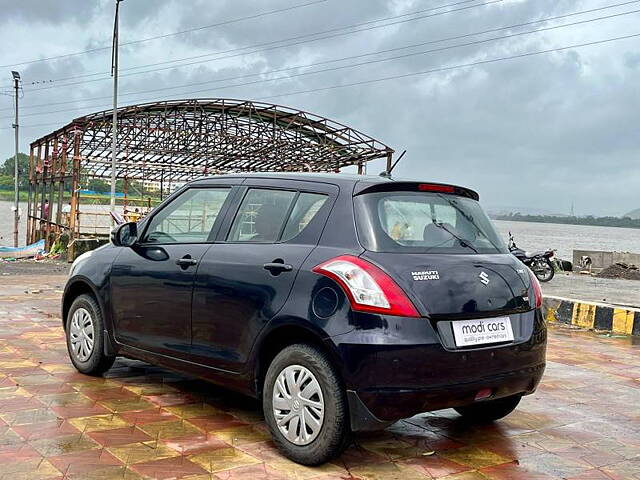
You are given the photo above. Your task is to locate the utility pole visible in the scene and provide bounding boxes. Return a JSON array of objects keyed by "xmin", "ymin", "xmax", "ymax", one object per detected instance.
[
  {"xmin": 110, "ymin": 0, "xmax": 124, "ymax": 219},
  {"xmin": 11, "ymin": 71, "xmax": 20, "ymax": 247}
]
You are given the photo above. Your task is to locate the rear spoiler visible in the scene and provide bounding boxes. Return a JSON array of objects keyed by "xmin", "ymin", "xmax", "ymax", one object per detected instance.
[{"xmin": 354, "ymin": 181, "xmax": 479, "ymax": 201}]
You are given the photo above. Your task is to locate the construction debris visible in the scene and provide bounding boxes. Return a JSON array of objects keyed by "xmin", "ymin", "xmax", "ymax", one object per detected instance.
[{"xmin": 597, "ymin": 262, "xmax": 640, "ymax": 280}]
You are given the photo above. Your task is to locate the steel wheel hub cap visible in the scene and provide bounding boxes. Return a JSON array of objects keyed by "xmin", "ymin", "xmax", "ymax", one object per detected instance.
[
  {"xmin": 69, "ymin": 307, "xmax": 95, "ymax": 362},
  {"xmin": 272, "ymin": 364, "xmax": 325, "ymax": 445}
]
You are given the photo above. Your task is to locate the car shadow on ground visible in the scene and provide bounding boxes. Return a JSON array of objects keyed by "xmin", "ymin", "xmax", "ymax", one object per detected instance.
[{"xmin": 101, "ymin": 357, "xmax": 525, "ymax": 475}]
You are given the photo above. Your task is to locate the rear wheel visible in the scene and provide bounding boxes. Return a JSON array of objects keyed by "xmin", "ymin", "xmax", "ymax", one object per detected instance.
[
  {"xmin": 454, "ymin": 394, "xmax": 521, "ymax": 422},
  {"xmin": 65, "ymin": 294, "xmax": 115, "ymax": 376},
  {"xmin": 532, "ymin": 258, "xmax": 554, "ymax": 282},
  {"xmin": 263, "ymin": 343, "xmax": 350, "ymax": 465}
]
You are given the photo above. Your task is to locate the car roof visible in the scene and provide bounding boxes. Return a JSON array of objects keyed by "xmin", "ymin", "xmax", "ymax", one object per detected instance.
[
  {"xmin": 189, "ymin": 172, "xmax": 479, "ymax": 200},
  {"xmin": 190, "ymin": 172, "xmax": 381, "ymax": 185}
]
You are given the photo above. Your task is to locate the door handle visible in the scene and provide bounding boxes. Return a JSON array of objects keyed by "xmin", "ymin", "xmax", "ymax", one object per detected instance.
[
  {"xmin": 176, "ymin": 255, "xmax": 198, "ymax": 268},
  {"xmin": 263, "ymin": 261, "xmax": 293, "ymax": 274}
]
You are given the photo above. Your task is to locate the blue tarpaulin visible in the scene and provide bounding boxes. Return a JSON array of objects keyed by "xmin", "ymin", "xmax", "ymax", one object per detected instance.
[
  {"xmin": 0, "ymin": 239, "xmax": 45, "ymax": 259},
  {"xmin": 79, "ymin": 190, "xmax": 125, "ymax": 197}
]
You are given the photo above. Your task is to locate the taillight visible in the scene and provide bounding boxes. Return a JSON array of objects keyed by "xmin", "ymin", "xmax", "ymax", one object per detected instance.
[
  {"xmin": 529, "ymin": 269, "xmax": 543, "ymax": 308},
  {"xmin": 312, "ymin": 255, "xmax": 420, "ymax": 317}
]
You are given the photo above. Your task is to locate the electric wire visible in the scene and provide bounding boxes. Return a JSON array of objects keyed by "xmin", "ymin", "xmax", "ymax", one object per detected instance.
[
  {"xmin": 5, "ymin": 7, "xmax": 639, "ymax": 121},
  {"xmin": 23, "ymin": 0, "xmax": 498, "ymax": 91},
  {"xmin": 1, "ymin": 31, "xmax": 637, "ymax": 131},
  {"xmin": 5, "ymin": 2, "xmax": 637, "ymax": 113},
  {"xmin": 0, "ymin": 0, "xmax": 329, "ymax": 68},
  {"xmin": 257, "ymin": 32, "xmax": 640, "ymax": 101}
]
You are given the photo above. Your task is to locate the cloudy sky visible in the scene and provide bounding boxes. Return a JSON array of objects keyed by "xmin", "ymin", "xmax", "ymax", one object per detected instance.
[{"xmin": 0, "ymin": 0, "xmax": 638, "ymax": 216}]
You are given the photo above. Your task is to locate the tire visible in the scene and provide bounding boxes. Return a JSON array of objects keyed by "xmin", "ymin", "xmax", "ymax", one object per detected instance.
[
  {"xmin": 533, "ymin": 258, "xmax": 555, "ymax": 282},
  {"xmin": 263, "ymin": 343, "xmax": 350, "ymax": 465},
  {"xmin": 454, "ymin": 394, "xmax": 521, "ymax": 422},
  {"xmin": 65, "ymin": 294, "xmax": 116, "ymax": 376}
]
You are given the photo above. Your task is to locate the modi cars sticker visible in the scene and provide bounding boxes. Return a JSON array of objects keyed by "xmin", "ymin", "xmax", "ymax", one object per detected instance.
[{"xmin": 452, "ymin": 317, "xmax": 514, "ymax": 347}]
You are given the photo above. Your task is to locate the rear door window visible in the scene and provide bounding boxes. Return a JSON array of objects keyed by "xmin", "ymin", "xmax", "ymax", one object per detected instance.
[
  {"xmin": 281, "ymin": 193, "xmax": 328, "ymax": 242},
  {"xmin": 227, "ymin": 189, "xmax": 329, "ymax": 243},
  {"xmin": 355, "ymin": 192, "xmax": 507, "ymax": 254},
  {"xmin": 227, "ymin": 189, "xmax": 297, "ymax": 242}
]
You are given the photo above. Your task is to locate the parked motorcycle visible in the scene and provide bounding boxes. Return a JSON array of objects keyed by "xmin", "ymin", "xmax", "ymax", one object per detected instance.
[{"xmin": 508, "ymin": 232, "xmax": 556, "ymax": 282}]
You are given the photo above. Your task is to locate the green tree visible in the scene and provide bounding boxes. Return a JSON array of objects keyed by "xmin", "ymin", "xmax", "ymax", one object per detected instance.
[
  {"xmin": 0, "ymin": 175, "xmax": 14, "ymax": 188},
  {"xmin": 0, "ymin": 153, "xmax": 30, "ymax": 191},
  {"xmin": 492, "ymin": 212, "xmax": 640, "ymax": 229},
  {"xmin": 84, "ymin": 178, "xmax": 110, "ymax": 192},
  {"xmin": 81, "ymin": 177, "xmax": 148, "ymax": 196}
]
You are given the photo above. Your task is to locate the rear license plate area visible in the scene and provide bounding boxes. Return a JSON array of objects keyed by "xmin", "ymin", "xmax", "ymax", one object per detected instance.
[{"xmin": 452, "ymin": 317, "xmax": 514, "ymax": 347}]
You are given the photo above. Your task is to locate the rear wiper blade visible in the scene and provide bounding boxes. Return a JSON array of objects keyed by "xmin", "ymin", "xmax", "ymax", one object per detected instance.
[
  {"xmin": 436, "ymin": 194, "xmax": 501, "ymax": 252},
  {"xmin": 433, "ymin": 221, "xmax": 478, "ymax": 253}
]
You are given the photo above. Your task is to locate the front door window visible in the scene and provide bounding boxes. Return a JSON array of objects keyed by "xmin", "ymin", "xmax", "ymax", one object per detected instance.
[{"xmin": 144, "ymin": 188, "xmax": 231, "ymax": 244}]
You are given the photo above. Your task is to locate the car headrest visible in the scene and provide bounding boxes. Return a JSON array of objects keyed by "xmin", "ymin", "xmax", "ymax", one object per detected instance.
[
  {"xmin": 253, "ymin": 204, "xmax": 283, "ymax": 241},
  {"xmin": 423, "ymin": 222, "xmax": 453, "ymax": 245}
]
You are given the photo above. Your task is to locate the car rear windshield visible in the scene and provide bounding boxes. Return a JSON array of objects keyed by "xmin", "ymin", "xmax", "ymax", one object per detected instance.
[{"xmin": 354, "ymin": 191, "xmax": 507, "ymax": 254}]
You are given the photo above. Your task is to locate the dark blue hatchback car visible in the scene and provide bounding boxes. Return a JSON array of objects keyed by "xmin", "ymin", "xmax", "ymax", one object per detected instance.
[{"xmin": 63, "ymin": 173, "xmax": 546, "ymax": 464}]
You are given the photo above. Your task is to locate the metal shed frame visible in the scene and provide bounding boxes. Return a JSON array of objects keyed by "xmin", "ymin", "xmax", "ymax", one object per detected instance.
[{"xmin": 27, "ymin": 98, "xmax": 394, "ymax": 247}]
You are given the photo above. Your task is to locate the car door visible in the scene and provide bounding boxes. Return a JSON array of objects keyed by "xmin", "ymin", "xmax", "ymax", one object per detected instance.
[
  {"xmin": 110, "ymin": 185, "xmax": 236, "ymax": 358},
  {"xmin": 190, "ymin": 179, "xmax": 338, "ymax": 371}
]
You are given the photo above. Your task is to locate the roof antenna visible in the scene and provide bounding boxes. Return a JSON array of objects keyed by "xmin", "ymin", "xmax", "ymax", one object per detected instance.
[{"xmin": 379, "ymin": 150, "xmax": 406, "ymax": 178}]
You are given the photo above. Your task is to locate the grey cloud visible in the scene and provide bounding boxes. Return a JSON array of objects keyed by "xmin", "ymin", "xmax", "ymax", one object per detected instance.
[
  {"xmin": 0, "ymin": 0, "xmax": 98, "ymax": 23},
  {"xmin": 0, "ymin": 0, "xmax": 638, "ymax": 216},
  {"xmin": 625, "ymin": 51, "xmax": 640, "ymax": 69},
  {"xmin": 0, "ymin": 0, "xmax": 170, "ymax": 27}
]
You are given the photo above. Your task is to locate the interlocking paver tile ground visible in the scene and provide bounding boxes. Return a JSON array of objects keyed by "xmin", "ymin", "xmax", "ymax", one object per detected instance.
[{"xmin": 1, "ymin": 272, "xmax": 639, "ymax": 479}]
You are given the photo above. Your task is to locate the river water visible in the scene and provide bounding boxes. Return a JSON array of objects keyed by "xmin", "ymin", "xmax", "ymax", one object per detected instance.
[
  {"xmin": 493, "ymin": 220, "xmax": 640, "ymax": 261},
  {"xmin": 0, "ymin": 200, "xmax": 118, "ymax": 247},
  {"xmin": 2, "ymin": 200, "xmax": 640, "ymax": 261},
  {"xmin": 0, "ymin": 200, "xmax": 25, "ymax": 246}
]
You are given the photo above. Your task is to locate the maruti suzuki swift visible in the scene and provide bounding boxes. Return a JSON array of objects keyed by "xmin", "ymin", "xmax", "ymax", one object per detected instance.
[{"xmin": 63, "ymin": 173, "xmax": 546, "ymax": 465}]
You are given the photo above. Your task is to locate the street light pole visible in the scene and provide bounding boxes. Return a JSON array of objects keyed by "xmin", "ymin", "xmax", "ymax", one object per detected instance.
[
  {"xmin": 11, "ymin": 71, "xmax": 20, "ymax": 247},
  {"xmin": 110, "ymin": 0, "xmax": 124, "ymax": 219}
]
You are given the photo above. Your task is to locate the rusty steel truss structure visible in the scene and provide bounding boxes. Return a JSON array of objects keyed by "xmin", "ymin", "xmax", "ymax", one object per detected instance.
[{"xmin": 27, "ymin": 98, "xmax": 394, "ymax": 247}]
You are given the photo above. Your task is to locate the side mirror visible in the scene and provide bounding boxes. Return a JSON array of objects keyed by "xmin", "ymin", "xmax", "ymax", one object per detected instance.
[{"xmin": 111, "ymin": 222, "xmax": 138, "ymax": 247}]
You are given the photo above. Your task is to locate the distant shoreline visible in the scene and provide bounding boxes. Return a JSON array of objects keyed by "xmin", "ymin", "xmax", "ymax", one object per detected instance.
[{"xmin": 491, "ymin": 214, "xmax": 640, "ymax": 229}]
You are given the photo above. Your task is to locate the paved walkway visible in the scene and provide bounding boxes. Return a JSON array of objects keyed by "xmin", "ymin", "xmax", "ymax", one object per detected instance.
[
  {"xmin": 0, "ymin": 274, "xmax": 639, "ymax": 480},
  {"xmin": 542, "ymin": 273, "xmax": 640, "ymax": 309}
]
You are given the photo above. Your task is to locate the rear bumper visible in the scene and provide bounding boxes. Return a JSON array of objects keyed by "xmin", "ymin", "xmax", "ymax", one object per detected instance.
[
  {"xmin": 328, "ymin": 309, "xmax": 547, "ymax": 429},
  {"xmin": 349, "ymin": 363, "xmax": 544, "ymax": 430}
]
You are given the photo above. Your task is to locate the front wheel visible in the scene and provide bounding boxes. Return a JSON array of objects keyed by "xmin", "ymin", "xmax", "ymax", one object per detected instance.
[
  {"xmin": 263, "ymin": 343, "xmax": 350, "ymax": 465},
  {"xmin": 532, "ymin": 258, "xmax": 555, "ymax": 282},
  {"xmin": 454, "ymin": 394, "xmax": 521, "ymax": 422},
  {"xmin": 65, "ymin": 294, "xmax": 115, "ymax": 376}
]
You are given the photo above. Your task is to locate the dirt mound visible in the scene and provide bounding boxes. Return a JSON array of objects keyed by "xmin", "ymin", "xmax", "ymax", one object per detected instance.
[{"xmin": 597, "ymin": 262, "xmax": 640, "ymax": 280}]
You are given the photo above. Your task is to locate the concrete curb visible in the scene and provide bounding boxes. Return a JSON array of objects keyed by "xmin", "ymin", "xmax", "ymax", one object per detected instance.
[{"xmin": 543, "ymin": 295, "xmax": 640, "ymax": 336}]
